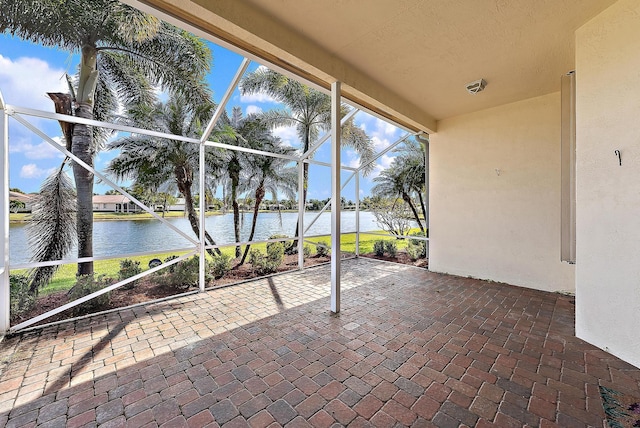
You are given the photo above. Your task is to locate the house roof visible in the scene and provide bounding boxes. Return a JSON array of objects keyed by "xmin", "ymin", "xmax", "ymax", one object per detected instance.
[
  {"xmin": 128, "ymin": 0, "xmax": 617, "ymax": 132},
  {"xmin": 9, "ymin": 191, "xmax": 33, "ymax": 203},
  {"xmin": 92, "ymin": 195, "xmax": 132, "ymax": 204}
]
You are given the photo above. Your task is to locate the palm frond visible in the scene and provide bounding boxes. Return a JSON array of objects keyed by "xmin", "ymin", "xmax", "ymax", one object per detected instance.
[
  {"xmin": 341, "ymin": 117, "xmax": 376, "ymax": 176},
  {"xmin": 27, "ymin": 165, "xmax": 77, "ymax": 293},
  {"xmin": 110, "ymin": 22, "xmax": 212, "ymax": 108},
  {"xmin": 0, "ymin": 0, "xmax": 91, "ymax": 50}
]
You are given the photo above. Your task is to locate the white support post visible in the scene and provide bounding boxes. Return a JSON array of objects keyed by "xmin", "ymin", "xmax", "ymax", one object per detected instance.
[
  {"xmin": 416, "ymin": 132, "xmax": 430, "ymax": 258},
  {"xmin": 297, "ymin": 161, "xmax": 304, "ymax": 269},
  {"xmin": 0, "ymin": 93, "xmax": 9, "ymax": 334},
  {"xmin": 424, "ymin": 138, "xmax": 429, "ymax": 231},
  {"xmin": 330, "ymin": 82, "xmax": 341, "ymax": 314},
  {"xmin": 423, "ymin": 137, "xmax": 430, "ymax": 258},
  {"xmin": 355, "ymin": 171, "xmax": 360, "ymax": 257},
  {"xmin": 199, "ymin": 142, "xmax": 206, "ymax": 292}
]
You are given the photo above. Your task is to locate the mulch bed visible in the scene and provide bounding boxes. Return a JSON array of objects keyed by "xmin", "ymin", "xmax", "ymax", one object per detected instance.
[
  {"xmin": 12, "ymin": 252, "xmax": 426, "ymax": 328},
  {"xmin": 360, "ymin": 251, "xmax": 428, "ymax": 268}
]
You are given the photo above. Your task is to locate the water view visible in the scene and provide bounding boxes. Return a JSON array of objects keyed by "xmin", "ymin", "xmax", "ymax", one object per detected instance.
[{"xmin": 9, "ymin": 211, "xmax": 384, "ymax": 265}]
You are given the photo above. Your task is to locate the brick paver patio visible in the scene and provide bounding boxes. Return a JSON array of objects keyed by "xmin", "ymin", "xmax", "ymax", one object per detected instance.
[{"xmin": 1, "ymin": 258, "xmax": 639, "ymax": 427}]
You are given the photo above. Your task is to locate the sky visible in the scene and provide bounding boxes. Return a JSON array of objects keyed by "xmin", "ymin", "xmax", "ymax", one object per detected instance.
[{"xmin": 0, "ymin": 28, "xmax": 409, "ymax": 202}]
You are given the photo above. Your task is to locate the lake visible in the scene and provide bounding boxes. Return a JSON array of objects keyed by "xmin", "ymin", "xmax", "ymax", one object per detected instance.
[{"xmin": 9, "ymin": 211, "xmax": 385, "ymax": 265}]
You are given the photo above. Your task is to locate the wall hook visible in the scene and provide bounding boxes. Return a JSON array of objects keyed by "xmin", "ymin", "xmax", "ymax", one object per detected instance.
[
  {"xmin": 615, "ymin": 150, "xmax": 622, "ymax": 166},
  {"xmin": 495, "ymin": 168, "xmax": 501, "ymax": 176}
]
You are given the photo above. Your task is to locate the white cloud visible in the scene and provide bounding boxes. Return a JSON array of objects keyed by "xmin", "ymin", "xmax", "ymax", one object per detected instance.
[
  {"xmin": 240, "ymin": 91, "xmax": 278, "ymax": 104},
  {"xmin": 10, "ymin": 136, "xmax": 65, "ymax": 159},
  {"xmin": 0, "ymin": 55, "xmax": 67, "ymax": 111},
  {"xmin": 344, "ymin": 149, "xmax": 361, "ymax": 169},
  {"xmin": 370, "ymin": 154, "xmax": 396, "ymax": 179},
  {"xmin": 380, "ymin": 154, "xmax": 395, "ymax": 168},
  {"xmin": 384, "ymin": 122, "xmax": 397, "ymax": 136},
  {"xmin": 370, "ymin": 117, "xmax": 399, "ymax": 137},
  {"xmin": 20, "ymin": 163, "xmax": 55, "ymax": 179},
  {"xmin": 272, "ymin": 125, "xmax": 299, "ymax": 147},
  {"xmin": 245, "ymin": 105, "xmax": 262, "ymax": 115},
  {"xmin": 355, "ymin": 116, "xmax": 402, "ymax": 154},
  {"xmin": 371, "ymin": 135, "xmax": 391, "ymax": 152}
]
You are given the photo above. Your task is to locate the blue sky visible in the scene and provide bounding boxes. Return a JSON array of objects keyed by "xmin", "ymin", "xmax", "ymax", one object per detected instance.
[{"xmin": 0, "ymin": 32, "xmax": 406, "ymax": 201}]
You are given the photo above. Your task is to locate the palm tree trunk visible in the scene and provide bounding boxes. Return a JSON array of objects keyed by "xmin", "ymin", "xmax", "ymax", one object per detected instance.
[
  {"xmin": 239, "ymin": 183, "xmax": 265, "ymax": 265},
  {"xmin": 176, "ymin": 168, "xmax": 222, "ymax": 256},
  {"xmin": 292, "ymin": 129, "xmax": 311, "ymax": 251},
  {"xmin": 403, "ymin": 192, "xmax": 425, "ymax": 233},
  {"xmin": 417, "ymin": 191, "xmax": 427, "ymax": 232},
  {"xmin": 72, "ymin": 44, "xmax": 101, "ymax": 277},
  {"xmin": 230, "ymin": 158, "xmax": 241, "ymax": 257},
  {"xmin": 73, "ymin": 102, "xmax": 95, "ymax": 276}
]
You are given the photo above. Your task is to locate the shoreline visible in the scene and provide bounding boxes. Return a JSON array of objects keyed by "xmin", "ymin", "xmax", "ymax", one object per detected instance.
[{"xmin": 9, "ymin": 209, "xmax": 352, "ymax": 224}]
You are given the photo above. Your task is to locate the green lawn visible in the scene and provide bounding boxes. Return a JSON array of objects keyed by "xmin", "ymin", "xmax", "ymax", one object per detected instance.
[{"xmin": 11, "ymin": 230, "xmax": 423, "ymax": 295}]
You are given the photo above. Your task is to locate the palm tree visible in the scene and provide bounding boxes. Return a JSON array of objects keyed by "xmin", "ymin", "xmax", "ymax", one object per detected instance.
[
  {"xmin": 393, "ymin": 140, "xmax": 428, "ymax": 224},
  {"xmin": 225, "ymin": 107, "xmax": 249, "ymax": 257},
  {"xmin": 9, "ymin": 200, "xmax": 25, "ymax": 213},
  {"xmin": 239, "ymin": 68, "xmax": 375, "ymax": 245},
  {"xmin": 108, "ymin": 95, "xmax": 231, "ymax": 255},
  {"xmin": 236, "ymin": 119, "xmax": 297, "ymax": 265},
  {"xmin": 372, "ymin": 159, "xmax": 425, "ymax": 233},
  {"xmin": 1, "ymin": 0, "xmax": 211, "ymax": 283}
]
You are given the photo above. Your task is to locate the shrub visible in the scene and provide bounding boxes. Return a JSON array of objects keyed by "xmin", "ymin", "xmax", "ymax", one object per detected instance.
[
  {"xmin": 157, "ymin": 256, "xmax": 210, "ymax": 289},
  {"xmin": 163, "ymin": 255, "xmax": 179, "ymax": 273},
  {"xmin": 373, "ymin": 240, "xmax": 385, "ymax": 256},
  {"xmin": 10, "ymin": 274, "xmax": 35, "ymax": 319},
  {"xmin": 316, "ymin": 241, "xmax": 330, "ymax": 257},
  {"xmin": 303, "ymin": 245, "xmax": 312, "ymax": 259},
  {"xmin": 68, "ymin": 274, "xmax": 112, "ymax": 316},
  {"xmin": 119, "ymin": 259, "xmax": 142, "ymax": 289},
  {"xmin": 407, "ymin": 232, "xmax": 427, "ymax": 260},
  {"xmin": 384, "ymin": 240, "xmax": 397, "ymax": 257},
  {"xmin": 250, "ymin": 242, "xmax": 284, "ymax": 275},
  {"xmin": 210, "ymin": 252, "xmax": 232, "ymax": 279},
  {"xmin": 269, "ymin": 234, "xmax": 297, "ymax": 255},
  {"xmin": 371, "ymin": 200, "xmax": 412, "ymax": 236},
  {"xmin": 284, "ymin": 241, "xmax": 298, "ymax": 255}
]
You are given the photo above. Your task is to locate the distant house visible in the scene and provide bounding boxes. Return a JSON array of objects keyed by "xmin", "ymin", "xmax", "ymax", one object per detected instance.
[
  {"xmin": 92, "ymin": 195, "xmax": 141, "ymax": 213},
  {"xmin": 167, "ymin": 198, "xmax": 186, "ymax": 212},
  {"xmin": 9, "ymin": 191, "xmax": 34, "ymax": 213}
]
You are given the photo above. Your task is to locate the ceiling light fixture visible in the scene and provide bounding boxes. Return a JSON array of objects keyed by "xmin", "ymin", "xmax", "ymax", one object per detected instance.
[{"xmin": 465, "ymin": 79, "xmax": 486, "ymax": 95}]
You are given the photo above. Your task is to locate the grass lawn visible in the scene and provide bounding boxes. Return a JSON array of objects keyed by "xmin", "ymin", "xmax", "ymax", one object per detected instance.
[{"xmin": 11, "ymin": 230, "xmax": 423, "ymax": 295}]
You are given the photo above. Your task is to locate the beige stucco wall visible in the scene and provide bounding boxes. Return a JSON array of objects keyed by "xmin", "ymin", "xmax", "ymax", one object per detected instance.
[
  {"xmin": 575, "ymin": 0, "xmax": 640, "ymax": 368},
  {"xmin": 429, "ymin": 93, "xmax": 575, "ymax": 292}
]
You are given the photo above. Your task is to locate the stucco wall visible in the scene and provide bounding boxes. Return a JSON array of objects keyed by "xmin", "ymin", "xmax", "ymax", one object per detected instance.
[
  {"xmin": 429, "ymin": 93, "xmax": 575, "ymax": 292},
  {"xmin": 575, "ymin": 0, "xmax": 640, "ymax": 368}
]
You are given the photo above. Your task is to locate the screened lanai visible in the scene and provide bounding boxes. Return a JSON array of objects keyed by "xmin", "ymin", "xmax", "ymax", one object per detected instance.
[
  {"xmin": 2, "ymin": 0, "xmax": 640, "ymax": 426},
  {"xmin": 0, "ymin": 18, "xmax": 428, "ymax": 333}
]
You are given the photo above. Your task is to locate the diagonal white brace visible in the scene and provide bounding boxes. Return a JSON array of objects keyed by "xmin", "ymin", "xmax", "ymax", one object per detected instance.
[{"xmin": 11, "ymin": 113, "xmax": 199, "ymax": 244}]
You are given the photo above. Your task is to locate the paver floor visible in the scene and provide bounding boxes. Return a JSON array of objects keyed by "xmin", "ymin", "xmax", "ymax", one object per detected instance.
[{"xmin": 1, "ymin": 258, "xmax": 639, "ymax": 427}]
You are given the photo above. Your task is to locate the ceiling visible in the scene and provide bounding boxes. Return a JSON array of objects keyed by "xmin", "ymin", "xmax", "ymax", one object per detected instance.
[{"xmin": 130, "ymin": 0, "xmax": 617, "ymax": 131}]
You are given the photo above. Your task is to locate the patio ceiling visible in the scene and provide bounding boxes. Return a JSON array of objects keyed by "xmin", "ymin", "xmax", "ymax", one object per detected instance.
[{"xmin": 126, "ymin": 0, "xmax": 616, "ymax": 132}]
